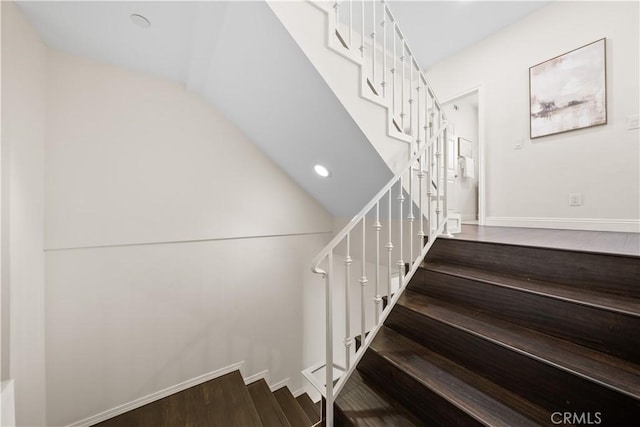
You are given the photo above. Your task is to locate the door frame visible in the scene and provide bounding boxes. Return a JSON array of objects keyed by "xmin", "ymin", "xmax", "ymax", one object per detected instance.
[{"xmin": 441, "ymin": 84, "xmax": 486, "ymax": 226}]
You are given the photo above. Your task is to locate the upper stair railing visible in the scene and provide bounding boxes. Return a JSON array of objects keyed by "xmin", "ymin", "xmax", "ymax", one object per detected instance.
[{"xmin": 303, "ymin": 2, "xmax": 451, "ymax": 425}]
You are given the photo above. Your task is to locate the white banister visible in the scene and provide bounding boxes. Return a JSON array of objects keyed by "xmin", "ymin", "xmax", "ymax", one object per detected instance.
[
  {"xmin": 374, "ymin": 203, "xmax": 382, "ymax": 323},
  {"xmin": 304, "ymin": 3, "xmax": 452, "ymax": 426},
  {"xmin": 359, "ymin": 217, "xmax": 367, "ymax": 346},
  {"xmin": 349, "ymin": 0, "xmax": 353, "ymax": 47},
  {"xmin": 392, "ymin": 21, "xmax": 397, "ymax": 117},
  {"xmin": 386, "ymin": 187, "xmax": 393, "ymax": 302},
  {"xmin": 371, "ymin": 0, "xmax": 376, "ymax": 87},
  {"xmin": 360, "ymin": 0, "xmax": 365, "ymax": 57},
  {"xmin": 400, "ymin": 41, "xmax": 406, "ymax": 130},
  {"xmin": 344, "ymin": 233, "xmax": 352, "ymax": 370},
  {"xmin": 381, "ymin": 4, "xmax": 387, "ymax": 97},
  {"xmin": 397, "ymin": 176, "xmax": 405, "ymax": 283},
  {"xmin": 409, "ymin": 56, "xmax": 414, "ymax": 141}
]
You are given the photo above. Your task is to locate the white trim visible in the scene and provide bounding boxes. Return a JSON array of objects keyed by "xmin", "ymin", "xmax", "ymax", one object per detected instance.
[
  {"xmin": 1, "ymin": 380, "xmax": 15, "ymax": 427},
  {"xmin": 243, "ymin": 369, "xmax": 269, "ymax": 386},
  {"xmin": 485, "ymin": 217, "xmax": 640, "ymax": 233},
  {"xmin": 292, "ymin": 387, "xmax": 307, "ymax": 398},
  {"xmin": 269, "ymin": 377, "xmax": 290, "ymax": 392},
  {"xmin": 67, "ymin": 361, "xmax": 245, "ymax": 427}
]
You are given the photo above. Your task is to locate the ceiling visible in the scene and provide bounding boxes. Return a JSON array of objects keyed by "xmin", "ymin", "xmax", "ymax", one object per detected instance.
[
  {"xmin": 17, "ymin": 0, "xmax": 393, "ymax": 217},
  {"xmin": 388, "ymin": 0, "xmax": 550, "ymax": 69},
  {"xmin": 16, "ymin": 0, "xmax": 548, "ymax": 216}
]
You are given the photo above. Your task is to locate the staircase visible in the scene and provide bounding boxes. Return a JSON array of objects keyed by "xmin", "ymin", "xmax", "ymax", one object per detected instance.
[
  {"xmin": 94, "ymin": 371, "xmax": 320, "ymax": 427},
  {"xmin": 334, "ymin": 237, "xmax": 640, "ymax": 426}
]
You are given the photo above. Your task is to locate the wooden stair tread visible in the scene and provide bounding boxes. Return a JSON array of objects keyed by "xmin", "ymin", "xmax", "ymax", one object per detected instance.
[
  {"xmin": 369, "ymin": 326, "xmax": 549, "ymax": 427},
  {"xmin": 422, "ymin": 261, "xmax": 640, "ymax": 317},
  {"xmin": 426, "ymin": 238, "xmax": 640, "ymax": 297},
  {"xmin": 399, "ymin": 290, "xmax": 640, "ymax": 399},
  {"xmin": 202, "ymin": 371, "xmax": 263, "ymax": 427},
  {"xmin": 248, "ymin": 379, "xmax": 291, "ymax": 427},
  {"xmin": 335, "ymin": 369, "xmax": 423, "ymax": 426},
  {"xmin": 296, "ymin": 393, "xmax": 320, "ymax": 423},
  {"xmin": 273, "ymin": 386, "xmax": 312, "ymax": 427}
]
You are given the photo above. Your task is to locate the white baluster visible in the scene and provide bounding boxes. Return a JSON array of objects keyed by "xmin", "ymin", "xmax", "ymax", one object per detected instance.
[
  {"xmin": 326, "ymin": 250, "xmax": 334, "ymax": 426},
  {"xmin": 360, "ymin": 0, "xmax": 365, "ymax": 58},
  {"xmin": 333, "ymin": 1, "xmax": 340, "ymax": 42},
  {"xmin": 416, "ymin": 83, "xmax": 423, "ymax": 246},
  {"xmin": 400, "ymin": 41, "xmax": 406, "ymax": 130},
  {"xmin": 436, "ymin": 118, "xmax": 442, "ymax": 229},
  {"xmin": 418, "ymin": 145, "xmax": 425, "ymax": 246},
  {"xmin": 408, "ymin": 57, "xmax": 414, "ymax": 143},
  {"xmin": 392, "ymin": 23, "xmax": 396, "ymax": 118},
  {"xmin": 371, "ymin": 0, "xmax": 376, "ymax": 88},
  {"xmin": 344, "ymin": 234, "xmax": 352, "ymax": 370},
  {"xmin": 443, "ymin": 126, "xmax": 450, "ymax": 235},
  {"xmin": 408, "ymin": 169, "xmax": 414, "ymax": 265},
  {"xmin": 386, "ymin": 188, "xmax": 393, "ymax": 303},
  {"xmin": 397, "ymin": 178, "xmax": 405, "ymax": 286},
  {"xmin": 359, "ymin": 217, "xmax": 368, "ymax": 346},
  {"xmin": 349, "ymin": 0, "xmax": 353, "ymax": 48},
  {"xmin": 381, "ymin": 4, "xmax": 387, "ymax": 97},
  {"xmin": 374, "ymin": 203, "xmax": 382, "ymax": 323}
]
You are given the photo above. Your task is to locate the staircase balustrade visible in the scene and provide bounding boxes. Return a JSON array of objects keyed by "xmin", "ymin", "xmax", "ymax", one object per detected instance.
[{"xmin": 303, "ymin": 2, "xmax": 451, "ymax": 425}]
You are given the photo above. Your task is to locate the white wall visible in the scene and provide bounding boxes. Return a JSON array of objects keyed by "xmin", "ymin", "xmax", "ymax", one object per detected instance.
[
  {"xmin": 428, "ymin": 1, "xmax": 640, "ymax": 232},
  {"xmin": 1, "ymin": 2, "xmax": 48, "ymax": 426},
  {"xmin": 44, "ymin": 50, "xmax": 333, "ymax": 426}
]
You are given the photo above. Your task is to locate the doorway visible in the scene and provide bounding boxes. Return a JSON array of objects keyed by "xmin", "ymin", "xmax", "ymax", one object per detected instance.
[{"xmin": 442, "ymin": 87, "xmax": 484, "ymax": 226}]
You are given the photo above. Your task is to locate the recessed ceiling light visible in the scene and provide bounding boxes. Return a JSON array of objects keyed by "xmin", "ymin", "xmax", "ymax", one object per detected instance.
[
  {"xmin": 130, "ymin": 14, "xmax": 151, "ymax": 29},
  {"xmin": 314, "ymin": 164, "xmax": 331, "ymax": 178}
]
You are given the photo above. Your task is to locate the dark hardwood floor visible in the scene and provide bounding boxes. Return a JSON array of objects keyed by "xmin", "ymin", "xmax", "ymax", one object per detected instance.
[{"xmin": 456, "ymin": 224, "xmax": 640, "ymax": 256}]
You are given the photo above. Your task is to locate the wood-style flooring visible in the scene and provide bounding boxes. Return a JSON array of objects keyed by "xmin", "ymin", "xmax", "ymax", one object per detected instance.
[{"xmin": 456, "ymin": 224, "xmax": 640, "ymax": 256}]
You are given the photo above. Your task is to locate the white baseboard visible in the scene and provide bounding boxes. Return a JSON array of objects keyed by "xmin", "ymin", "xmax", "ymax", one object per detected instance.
[
  {"xmin": 1, "ymin": 380, "xmax": 15, "ymax": 427},
  {"xmin": 269, "ymin": 377, "xmax": 290, "ymax": 392},
  {"xmin": 485, "ymin": 216, "xmax": 640, "ymax": 233},
  {"xmin": 292, "ymin": 387, "xmax": 307, "ymax": 398},
  {"xmin": 67, "ymin": 361, "xmax": 245, "ymax": 427},
  {"xmin": 244, "ymin": 369, "xmax": 269, "ymax": 386}
]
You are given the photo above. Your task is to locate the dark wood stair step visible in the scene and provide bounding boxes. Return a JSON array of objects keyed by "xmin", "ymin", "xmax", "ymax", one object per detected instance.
[
  {"xmin": 359, "ymin": 326, "xmax": 549, "ymax": 426},
  {"xmin": 419, "ymin": 261, "xmax": 640, "ymax": 317},
  {"xmin": 425, "ymin": 238, "xmax": 640, "ymax": 298},
  {"xmin": 91, "ymin": 370, "xmax": 263, "ymax": 426},
  {"xmin": 296, "ymin": 393, "xmax": 320, "ymax": 424},
  {"xmin": 248, "ymin": 379, "xmax": 291, "ymax": 427},
  {"xmin": 334, "ymin": 369, "xmax": 423, "ymax": 426},
  {"xmin": 412, "ymin": 262, "xmax": 640, "ymax": 362},
  {"xmin": 201, "ymin": 371, "xmax": 264, "ymax": 427},
  {"xmin": 395, "ymin": 291, "xmax": 640, "ymax": 400},
  {"xmin": 273, "ymin": 386, "xmax": 312, "ymax": 427}
]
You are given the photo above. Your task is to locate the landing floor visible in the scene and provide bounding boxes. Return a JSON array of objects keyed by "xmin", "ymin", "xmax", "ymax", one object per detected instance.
[{"xmin": 451, "ymin": 225, "xmax": 640, "ymax": 257}]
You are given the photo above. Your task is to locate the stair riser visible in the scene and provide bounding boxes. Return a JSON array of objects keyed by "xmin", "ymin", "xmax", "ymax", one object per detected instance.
[
  {"xmin": 426, "ymin": 239, "xmax": 640, "ymax": 297},
  {"xmin": 357, "ymin": 349, "xmax": 485, "ymax": 427},
  {"xmin": 386, "ymin": 306, "xmax": 640, "ymax": 425},
  {"xmin": 411, "ymin": 269, "xmax": 640, "ymax": 363}
]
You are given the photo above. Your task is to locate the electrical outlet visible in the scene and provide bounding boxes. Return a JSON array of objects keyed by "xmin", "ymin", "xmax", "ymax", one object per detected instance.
[
  {"xmin": 569, "ymin": 193, "xmax": 583, "ymax": 206},
  {"xmin": 627, "ymin": 115, "xmax": 640, "ymax": 130}
]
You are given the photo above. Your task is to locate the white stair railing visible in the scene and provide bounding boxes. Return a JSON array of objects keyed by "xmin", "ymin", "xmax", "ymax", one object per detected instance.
[{"xmin": 302, "ymin": 2, "xmax": 451, "ymax": 425}]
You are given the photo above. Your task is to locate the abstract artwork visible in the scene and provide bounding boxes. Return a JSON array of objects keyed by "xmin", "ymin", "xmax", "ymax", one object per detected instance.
[{"xmin": 530, "ymin": 38, "xmax": 607, "ymax": 139}]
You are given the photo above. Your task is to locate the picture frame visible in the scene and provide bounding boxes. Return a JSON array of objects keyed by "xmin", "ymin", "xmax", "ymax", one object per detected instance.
[{"xmin": 529, "ymin": 38, "xmax": 607, "ymax": 139}]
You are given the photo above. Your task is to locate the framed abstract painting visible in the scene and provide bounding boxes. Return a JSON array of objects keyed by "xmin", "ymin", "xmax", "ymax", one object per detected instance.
[{"xmin": 529, "ymin": 38, "xmax": 607, "ymax": 139}]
